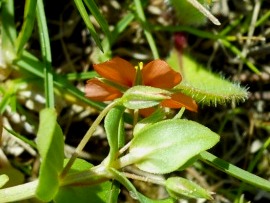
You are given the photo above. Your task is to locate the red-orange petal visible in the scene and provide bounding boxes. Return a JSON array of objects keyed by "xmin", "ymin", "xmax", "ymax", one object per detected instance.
[
  {"xmin": 139, "ymin": 107, "xmax": 156, "ymax": 117},
  {"xmin": 85, "ymin": 78, "xmax": 123, "ymax": 101},
  {"xmin": 161, "ymin": 92, "xmax": 198, "ymax": 112},
  {"xmin": 142, "ymin": 60, "xmax": 182, "ymax": 89},
  {"xmin": 93, "ymin": 57, "xmax": 136, "ymax": 87}
]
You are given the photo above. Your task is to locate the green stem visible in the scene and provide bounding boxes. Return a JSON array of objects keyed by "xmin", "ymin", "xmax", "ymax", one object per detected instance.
[
  {"xmin": 61, "ymin": 165, "xmax": 110, "ymax": 186},
  {"xmin": 122, "ymin": 172, "xmax": 165, "ymax": 186},
  {"xmin": 173, "ymin": 107, "xmax": 185, "ymax": 119},
  {"xmin": 0, "ymin": 180, "xmax": 38, "ymax": 202},
  {"xmin": 113, "ymin": 153, "xmax": 140, "ymax": 169},
  {"xmin": 61, "ymin": 100, "xmax": 121, "ymax": 177},
  {"xmin": 108, "ymin": 168, "xmax": 143, "ymax": 201}
]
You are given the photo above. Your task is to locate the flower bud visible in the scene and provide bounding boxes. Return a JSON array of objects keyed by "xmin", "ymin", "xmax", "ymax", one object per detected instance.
[{"xmin": 166, "ymin": 177, "xmax": 213, "ymax": 200}]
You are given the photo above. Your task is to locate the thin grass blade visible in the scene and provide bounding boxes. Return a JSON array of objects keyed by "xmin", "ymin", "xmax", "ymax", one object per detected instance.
[
  {"xmin": 83, "ymin": 0, "xmax": 111, "ymax": 45},
  {"xmin": 74, "ymin": 0, "xmax": 103, "ymax": 51},
  {"xmin": 16, "ymin": 0, "xmax": 37, "ymax": 56},
  {"xmin": 36, "ymin": 0, "xmax": 54, "ymax": 108}
]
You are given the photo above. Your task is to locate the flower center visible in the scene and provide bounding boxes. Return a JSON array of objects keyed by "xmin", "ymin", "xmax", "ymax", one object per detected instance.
[{"xmin": 134, "ymin": 62, "xmax": 144, "ymax": 86}]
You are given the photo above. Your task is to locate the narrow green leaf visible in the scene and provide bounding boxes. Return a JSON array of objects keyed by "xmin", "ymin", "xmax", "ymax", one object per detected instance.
[
  {"xmin": 99, "ymin": 12, "xmax": 135, "ymax": 60},
  {"xmin": 16, "ymin": 0, "xmax": 37, "ymax": 56},
  {"xmin": 36, "ymin": 0, "xmax": 54, "ymax": 108},
  {"xmin": 36, "ymin": 108, "xmax": 64, "ymax": 202},
  {"xmin": 255, "ymin": 10, "xmax": 270, "ymax": 27},
  {"xmin": 104, "ymin": 106, "xmax": 125, "ymax": 165},
  {"xmin": 0, "ymin": 80, "xmax": 22, "ymax": 114},
  {"xmin": 153, "ymin": 25, "xmax": 219, "ymax": 40},
  {"xmin": 200, "ymin": 151, "xmax": 270, "ymax": 192},
  {"xmin": 1, "ymin": 0, "xmax": 16, "ymax": 53},
  {"xmin": 55, "ymin": 159, "xmax": 112, "ymax": 203},
  {"xmin": 0, "ymin": 0, "xmax": 16, "ymax": 77},
  {"xmin": 120, "ymin": 119, "xmax": 219, "ymax": 174},
  {"xmin": 221, "ymin": 39, "xmax": 260, "ymax": 73},
  {"xmin": 133, "ymin": 0, "xmax": 159, "ymax": 59},
  {"xmin": 4, "ymin": 126, "xmax": 37, "ymax": 149},
  {"xmin": 167, "ymin": 51, "xmax": 248, "ymax": 106},
  {"xmin": 0, "ymin": 90, "xmax": 12, "ymax": 114},
  {"xmin": 83, "ymin": 0, "xmax": 111, "ymax": 44},
  {"xmin": 14, "ymin": 51, "xmax": 106, "ymax": 111},
  {"xmin": 111, "ymin": 13, "xmax": 134, "ymax": 44},
  {"xmin": 74, "ymin": 0, "xmax": 103, "ymax": 51},
  {"xmin": 65, "ymin": 71, "xmax": 98, "ymax": 81}
]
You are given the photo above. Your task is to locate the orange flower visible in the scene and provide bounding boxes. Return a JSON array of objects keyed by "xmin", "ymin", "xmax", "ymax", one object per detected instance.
[{"xmin": 85, "ymin": 57, "xmax": 197, "ymax": 112}]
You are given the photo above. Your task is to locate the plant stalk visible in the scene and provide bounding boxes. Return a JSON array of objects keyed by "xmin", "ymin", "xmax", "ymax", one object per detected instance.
[
  {"xmin": 61, "ymin": 100, "xmax": 121, "ymax": 177},
  {"xmin": 0, "ymin": 180, "xmax": 38, "ymax": 202}
]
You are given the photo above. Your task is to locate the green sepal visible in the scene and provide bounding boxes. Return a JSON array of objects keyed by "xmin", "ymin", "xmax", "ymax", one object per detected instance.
[
  {"xmin": 133, "ymin": 108, "xmax": 166, "ymax": 136},
  {"xmin": 121, "ymin": 86, "xmax": 170, "ymax": 109},
  {"xmin": 167, "ymin": 50, "xmax": 248, "ymax": 106}
]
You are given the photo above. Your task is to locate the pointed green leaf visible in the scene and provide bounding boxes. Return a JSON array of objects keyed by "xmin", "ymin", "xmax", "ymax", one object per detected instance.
[
  {"xmin": 167, "ymin": 50, "xmax": 248, "ymax": 106},
  {"xmin": 36, "ymin": 108, "xmax": 64, "ymax": 202},
  {"xmin": 104, "ymin": 106, "xmax": 125, "ymax": 165},
  {"xmin": 54, "ymin": 159, "xmax": 112, "ymax": 203},
  {"xmin": 121, "ymin": 119, "xmax": 219, "ymax": 174}
]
